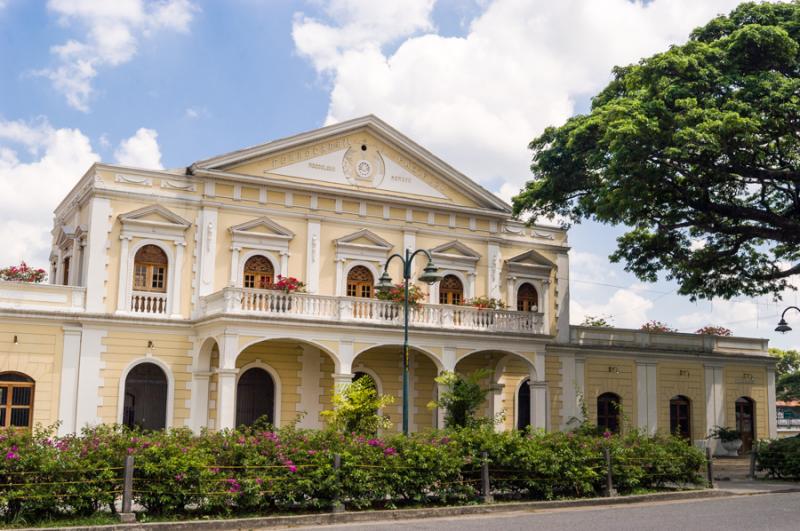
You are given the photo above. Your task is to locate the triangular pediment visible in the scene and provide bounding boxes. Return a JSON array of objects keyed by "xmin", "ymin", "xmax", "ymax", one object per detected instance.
[
  {"xmin": 119, "ymin": 205, "xmax": 191, "ymax": 229},
  {"xmin": 430, "ymin": 240, "xmax": 481, "ymax": 262},
  {"xmin": 335, "ymin": 229, "xmax": 393, "ymax": 250},
  {"xmin": 229, "ymin": 217, "xmax": 294, "ymax": 239},
  {"xmin": 190, "ymin": 116, "xmax": 511, "ymax": 213},
  {"xmin": 507, "ymin": 250, "xmax": 555, "ymax": 277}
]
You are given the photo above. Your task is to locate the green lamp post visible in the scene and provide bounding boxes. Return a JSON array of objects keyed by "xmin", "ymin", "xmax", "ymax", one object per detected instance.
[{"xmin": 375, "ymin": 249, "xmax": 442, "ymax": 435}]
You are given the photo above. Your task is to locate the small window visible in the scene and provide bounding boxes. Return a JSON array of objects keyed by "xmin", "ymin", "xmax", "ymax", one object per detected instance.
[
  {"xmin": 517, "ymin": 283, "xmax": 538, "ymax": 312},
  {"xmin": 0, "ymin": 372, "xmax": 34, "ymax": 429},
  {"xmin": 347, "ymin": 266, "xmax": 374, "ymax": 298},
  {"xmin": 439, "ymin": 274, "xmax": 464, "ymax": 305},
  {"xmin": 133, "ymin": 245, "xmax": 168, "ymax": 293},
  {"xmin": 243, "ymin": 255, "xmax": 275, "ymax": 289},
  {"xmin": 597, "ymin": 392, "xmax": 621, "ymax": 433}
]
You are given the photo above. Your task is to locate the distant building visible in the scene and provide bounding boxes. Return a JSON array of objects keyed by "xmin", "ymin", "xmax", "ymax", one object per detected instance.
[
  {"xmin": 777, "ymin": 400, "xmax": 800, "ymax": 438},
  {"xmin": 0, "ymin": 116, "xmax": 777, "ymax": 455}
]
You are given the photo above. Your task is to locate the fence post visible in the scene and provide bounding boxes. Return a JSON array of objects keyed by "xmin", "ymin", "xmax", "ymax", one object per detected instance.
[
  {"xmin": 332, "ymin": 453, "xmax": 344, "ymax": 514},
  {"xmin": 118, "ymin": 455, "xmax": 136, "ymax": 523},
  {"xmin": 480, "ymin": 451, "xmax": 493, "ymax": 503},
  {"xmin": 603, "ymin": 447, "xmax": 616, "ymax": 497},
  {"xmin": 748, "ymin": 449, "xmax": 757, "ymax": 480},
  {"xmin": 706, "ymin": 447, "xmax": 715, "ymax": 488}
]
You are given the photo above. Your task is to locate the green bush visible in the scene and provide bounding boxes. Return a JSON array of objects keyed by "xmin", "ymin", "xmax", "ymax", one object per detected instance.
[{"xmin": 756, "ymin": 436, "xmax": 800, "ymax": 479}]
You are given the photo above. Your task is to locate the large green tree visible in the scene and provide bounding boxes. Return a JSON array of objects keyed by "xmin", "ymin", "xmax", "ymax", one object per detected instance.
[
  {"xmin": 513, "ymin": 2, "xmax": 800, "ymax": 300},
  {"xmin": 770, "ymin": 347, "xmax": 800, "ymax": 400}
]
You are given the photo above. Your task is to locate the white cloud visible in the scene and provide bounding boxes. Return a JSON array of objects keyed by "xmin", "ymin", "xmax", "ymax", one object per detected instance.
[
  {"xmin": 293, "ymin": 0, "xmax": 763, "ymax": 195},
  {"xmin": 0, "ymin": 119, "xmax": 165, "ymax": 267},
  {"xmin": 114, "ymin": 127, "xmax": 163, "ymax": 169},
  {"xmin": 39, "ymin": 0, "xmax": 197, "ymax": 111},
  {"xmin": 572, "ymin": 284, "xmax": 655, "ymax": 329}
]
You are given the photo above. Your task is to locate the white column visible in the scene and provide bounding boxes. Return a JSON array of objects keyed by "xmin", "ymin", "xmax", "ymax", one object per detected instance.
[
  {"xmin": 530, "ymin": 379, "xmax": 547, "ymax": 430},
  {"xmin": 559, "ymin": 352, "xmax": 577, "ymax": 429},
  {"xmin": 488, "ymin": 242, "xmax": 501, "ymax": 300},
  {"xmin": 491, "ymin": 384, "xmax": 505, "ymax": 432},
  {"xmin": 116, "ymin": 236, "xmax": 132, "ymax": 312},
  {"xmin": 229, "ymin": 246, "xmax": 241, "ymax": 285},
  {"xmin": 436, "ymin": 381, "xmax": 448, "ymax": 429},
  {"xmin": 85, "ymin": 197, "xmax": 112, "ymax": 313},
  {"xmin": 332, "ymin": 373, "xmax": 354, "ymax": 396},
  {"xmin": 705, "ymin": 364, "xmax": 725, "ymax": 455},
  {"xmin": 69, "ymin": 238, "xmax": 80, "ymax": 285},
  {"xmin": 58, "ymin": 325, "xmax": 83, "ymax": 435},
  {"xmin": 466, "ymin": 272, "xmax": 477, "ymax": 300},
  {"xmin": 438, "ymin": 347, "xmax": 457, "ymax": 428},
  {"xmin": 78, "ymin": 240, "xmax": 87, "ymax": 287},
  {"xmin": 190, "ymin": 371, "xmax": 211, "ymax": 433},
  {"xmin": 767, "ymin": 366, "xmax": 778, "ymax": 438},
  {"xmin": 216, "ymin": 369, "xmax": 239, "ymax": 430},
  {"xmin": 74, "ymin": 327, "xmax": 106, "ymax": 428},
  {"xmin": 306, "ymin": 218, "xmax": 321, "ymax": 293},
  {"xmin": 506, "ymin": 277, "xmax": 516, "ymax": 310},
  {"xmin": 636, "ymin": 361, "xmax": 658, "ymax": 435},
  {"xmin": 541, "ymin": 279, "xmax": 551, "ymax": 333},
  {"xmin": 555, "ymin": 252, "xmax": 570, "ymax": 343},
  {"xmin": 280, "ymin": 251, "xmax": 289, "ymax": 277},
  {"xmin": 170, "ymin": 242, "xmax": 186, "ymax": 318},
  {"xmin": 335, "ymin": 259, "xmax": 345, "ymax": 296},
  {"xmin": 298, "ymin": 344, "xmax": 322, "ymax": 429}
]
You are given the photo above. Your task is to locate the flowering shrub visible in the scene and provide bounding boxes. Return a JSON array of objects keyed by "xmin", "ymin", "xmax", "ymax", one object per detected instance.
[
  {"xmin": 0, "ymin": 424, "xmax": 705, "ymax": 524},
  {"xmin": 375, "ymin": 283, "xmax": 426, "ymax": 305},
  {"xmin": 464, "ymin": 296, "xmax": 506, "ymax": 309},
  {"xmin": 640, "ymin": 320, "xmax": 678, "ymax": 333},
  {"xmin": 0, "ymin": 262, "xmax": 46, "ymax": 283},
  {"xmin": 695, "ymin": 325, "xmax": 732, "ymax": 336},
  {"xmin": 321, "ymin": 375, "xmax": 395, "ymax": 435},
  {"xmin": 271, "ymin": 275, "xmax": 305, "ymax": 293}
]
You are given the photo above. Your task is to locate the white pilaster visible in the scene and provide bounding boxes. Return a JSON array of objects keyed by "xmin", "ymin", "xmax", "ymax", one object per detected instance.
[
  {"xmin": 767, "ymin": 366, "xmax": 778, "ymax": 438},
  {"xmin": 555, "ymin": 252, "xmax": 570, "ymax": 342},
  {"xmin": 306, "ymin": 218, "xmax": 321, "ymax": 293},
  {"xmin": 280, "ymin": 251, "xmax": 289, "ymax": 277},
  {"xmin": 74, "ymin": 327, "xmax": 107, "ymax": 428},
  {"xmin": 506, "ymin": 277, "xmax": 516, "ymax": 310},
  {"xmin": 229, "ymin": 246, "xmax": 241, "ymax": 285},
  {"xmin": 195, "ymin": 207, "xmax": 218, "ymax": 312},
  {"xmin": 116, "ymin": 236, "xmax": 132, "ymax": 312},
  {"xmin": 530, "ymin": 379, "xmax": 547, "ymax": 430},
  {"xmin": 559, "ymin": 352, "xmax": 577, "ymax": 429},
  {"xmin": 332, "ymin": 373, "xmax": 354, "ymax": 396},
  {"xmin": 466, "ymin": 272, "xmax": 477, "ymax": 300},
  {"xmin": 542, "ymin": 279, "xmax": 552, "ymax": 335},
  {"xmin": 69, "ymin": 238, "xmax": 81, "ymax": 285},
  {"xmin": 58, "ymin": 325, "xmax": 83, "ymax": 435},
  {"xmin": 705, "ymin": 364, "xmax": 725, "ymax": 454},
  {"xmin": 170, "ymin": 242, "xmax": 185, "ymax": 318},
  {"xmin": 216, "ymin": 369, "xmax": 238, "ymax": 430},
  {"xmin": 338, "ymin": 338, "xmax": 353, "ymax": 374},
  {"xmin": 335, "ymin": 259, "xmax": 345, "ymax": 297},
  {"xmin": 190, "ymin": 371, "xmax": 211, "ymax": 433},
  {"xmin": 488, "ymin": 242, "xmax": 501, "ymax": 300},
  {"xmin": 403, "ymin": 230, "xmax": 416, "ymax": 254},
  {"xmin": 298, "ymin": 345, "xmax": 322, "ymax": 428},
  {"xmin": 636, "ymin": 361, "xmax": 658, "ymax": 435},
  {"xmin": 85, "ymin": 197, "xmax": 111, "ymax": 313},
  {"xmin": 491, "ymin": 384, "xmax": 505, "ymax": 432}
]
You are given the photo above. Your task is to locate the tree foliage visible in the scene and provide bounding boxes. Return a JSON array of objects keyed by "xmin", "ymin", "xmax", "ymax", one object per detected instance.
[
  {"xmin": 430, "ymin": 369, "xmax": 493, "ymax": 428},
  {"xmin": 513, "ymin": 1, "xmax": 800, "ymax": 300},
  {"xmin": 770, "ymin": 347, "xmax": 800, "ymax": 400},
  {"xmin": 580, "ymin": 315, "xmax": 613, "ymax": 327},
  {"xmin": 321, "ymin": 375, "xmax": 394, "ymax": 435}
]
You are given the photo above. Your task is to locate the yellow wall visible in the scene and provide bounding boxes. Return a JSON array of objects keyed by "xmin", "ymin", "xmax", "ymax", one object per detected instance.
[
  {"xmin": 656, "ymin": 362, "xmax": 705, "ymax": 439},
  {"xmin": 585, "ymin": 357, "xmax": 637, "ymax": 432},
  {"xmin": 724, "ymin": 365, "xmax": 769, "ymax": 440},
  {"xmin": 0, "ymin": 322, "xmax": 64, "ymax": 427},
  {"xmin": 546, "ymin": 355, "xmax": 563, "ymax": 429}
]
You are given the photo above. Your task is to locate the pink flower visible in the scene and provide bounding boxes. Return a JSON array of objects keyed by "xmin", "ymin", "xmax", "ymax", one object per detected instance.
[
  {"xmin": 603, "ymin": 431, "xmax": 612, "ymax": 439},
  {"xmin": 6, "ymin": 451, "xmax": 19, "ymax": 460},
  {"xmin": 367, "ymin": 438, "xmax": 383, "ymax": 447},
  {"xmin": 225, "ymin": 478, "xmax": 241, "ymax": 493},
  {"xmin": 383, "ymin": 447, "xmax": 397, "ymax": 456},
  {"xmin": 307, "ymin": 450, "xmax": 317, "ymax": 455},
  {"xmin": 174, "ymin": 473, "xmax": 185, "ymax": 481},
  {"xmin": 127, "ymin": 447, "xmax": 135, "ymax": 454}
]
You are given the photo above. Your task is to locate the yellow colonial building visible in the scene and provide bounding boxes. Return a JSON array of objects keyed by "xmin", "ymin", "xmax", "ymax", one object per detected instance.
[{"xmin": 0, "ymin": 116, "xmax": 777, "ymax": 454}]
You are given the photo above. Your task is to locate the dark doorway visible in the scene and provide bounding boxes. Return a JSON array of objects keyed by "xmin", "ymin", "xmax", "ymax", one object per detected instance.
[
  {"xmin": 597, "ymin": 392, "xmax": 621, "ymax": 433},
  {"xmin": 517, "ymin": 379, "xmax": 530, "ymax": 430},
  {"xmin": 123, "ymin": 363, "xmax": 168, "ymax": 430},
  {"xmin": 669, "ymin": 395, "xmax": 691, "ymax": 440},
  {"xmin": 236, "ymin": 368, "xmax": 275, "ymax": 427},
  {"xmin": 735, "ymin": 396, "xmax": 756, "ymax": 453}
]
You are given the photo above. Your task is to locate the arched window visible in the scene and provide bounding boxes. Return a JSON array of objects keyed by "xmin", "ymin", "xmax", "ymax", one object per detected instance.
[
  {"xmin": 517, "ymin": 378, "xmax": 531, "ymax": 430},
  {"xmin": 517, "ymin": 283, "xmax": 538, "ymax": 312},
  {"xmin": 243, "ymin": 255, "xmax": 274, "ymax": 289},
  {"xmin": 133, "ymin": 245, "xmax": 168, "ymax": 293},
  {"xmin": 236, "ymin": 368, "xmax": 275, "ymax": 427},
  {"xmin": 347, "ymin": 266, "xmax": 374, "ymax": 298},
  {"xmin": 439, "ymin": 274, "xmax": 464, "ymax": 305},
  {"xmin": 669, "ymin": 395, "xmax": 691, "ymax": 440},
  {"xmin": 735, "ymin": 396, "xmax": 756, "ymax": 453},
  {"xmin": 123, "ymin": 363, "xmax": 168, "ymax": 430},
  {"xmin": 597, "ymin": 392, "xmax": 621, "ymax": 433},
  {"xmin": 0, "ymin": 372, "xmax": 34, "ymax": 429}
]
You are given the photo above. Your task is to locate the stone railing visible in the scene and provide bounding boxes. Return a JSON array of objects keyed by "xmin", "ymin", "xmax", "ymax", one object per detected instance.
[
  {"xmin": 200, "ymin": 287, "xmax": 545, "ymax": 334},
  {"xmin": 569, "ymin": 325, "xmax": 769, "ymax": 355},
  {"xmin": 0, "ymin": 280, "xmax": 85, "ymax": 312},
  {"xmin": 130, "ymin": 291, "xmax": 168, "ymax": 315}
]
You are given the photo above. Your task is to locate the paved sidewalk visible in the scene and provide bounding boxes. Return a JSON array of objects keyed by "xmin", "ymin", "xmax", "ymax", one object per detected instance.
[{"xmin": 714, "ymin": 477, "xmax": 800, "ymax": 494}]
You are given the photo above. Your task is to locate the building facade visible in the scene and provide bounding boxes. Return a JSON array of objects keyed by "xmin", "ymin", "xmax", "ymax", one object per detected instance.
[{"xmin": 0, "ymin": 116, "xmax": 777, "ymax": 453}]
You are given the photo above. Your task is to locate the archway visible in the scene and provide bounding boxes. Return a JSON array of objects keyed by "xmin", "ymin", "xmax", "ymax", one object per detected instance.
[
  {"xmin": 123, "ymin": 362, "xmax": 168, "ymax": 430},
  {"xmin": 517, "ymin": 378, "xmax": 530, "ymax": 430},
  {"xmin": 597, "ymin": 392, "xmax": 621, "ymax": 433},
  {"xmin": 236, "ymin": 367, "xmax": 275, "ymax": 427},
  {"xmin": 439, "ymin": 274, "xmax": 464, "ymax": 305},
  {"xmin": 735, "ymin": 396, "xmax": 756, "ymax": 453}
]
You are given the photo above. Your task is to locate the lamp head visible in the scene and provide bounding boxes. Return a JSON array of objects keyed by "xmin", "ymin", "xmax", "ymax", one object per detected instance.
[
  {"xmin": 417, "ymin": 259, "xmax": 442, "ymax": 285},
  {"xmin": 375, "ymin": 270, "xmax": 394, "ymax": 294},
  {"xmin": 775, "ymin": 318, "xmax": 792, "ymax": 334}
]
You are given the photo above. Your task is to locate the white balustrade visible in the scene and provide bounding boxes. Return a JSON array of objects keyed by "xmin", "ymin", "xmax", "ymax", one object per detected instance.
[
  {"xmin": 130, "ymin": 291, "xmax": 168, "ymax": 315},
  {"xmin": 198, "ymin": 287, "xmax": 544, "ymax": 334}
]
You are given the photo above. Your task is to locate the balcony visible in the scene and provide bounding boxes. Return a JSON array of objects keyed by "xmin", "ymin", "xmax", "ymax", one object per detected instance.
[
  {"xmin": 0, "ymin": 280, "xmax": 86, "ymax": 313},
  {"xmin": 200, "ymin": 287, "xmax": 546, "ymax": 335}
]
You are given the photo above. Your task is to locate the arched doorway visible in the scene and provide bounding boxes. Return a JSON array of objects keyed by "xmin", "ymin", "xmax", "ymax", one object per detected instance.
[
  {"xmin": 516, "ymin": 283, "xmax": 538, "ymax": 312},
  {"xmin": 0, "ymin": 372, "xmax": 35, "ymax": 429},
  {"xmin": 347, "ymin": 265, "xmax": 374, "ymax": 298},
  {"xmin": 669, "ymin": 395, "xmax": 691, "ymax": 440},
  {"xmin": 597, "ymin": 392, "xmax": 621, "ymax": 433},
  {"xmin": 243, "ymin": 255, "xmax": 274, "ymax": 289},
  {"xmin": 517, "ymin": 378, "xmax": 530, "ymax": 430},
  {"xmin": 735, "ymin": 396, "xmax": 756, "ymax": 453},
  {"xmin": 439, "ymin": 274, "xmax": 464, "ymax": 305},
  {"xmin": 123, "ymin": 363, "xmax": 168, "ymax": 430},
  {"xmin": 236, "ymin": 368, "xmax": 275, "ymax": 427}
]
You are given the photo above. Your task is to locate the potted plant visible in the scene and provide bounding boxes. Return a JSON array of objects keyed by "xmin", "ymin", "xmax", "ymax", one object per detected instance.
[
  {"xmin": 465, "ymin": 296, "xmax": 506, "ymax": 310},
  {"xmin": 375, "ymin": 283, "xmax": 425, "ymax": 306},
  {"xmin": 0, "ymin": 261, "xmax": 47, "ymax": 283},
  {"xmin": 709, "ymin": 425, "xmax": 743, "ymax": 456},
  {"xmin": 272, "ymin": 275, "xmax": 306, "ymax": 294}
]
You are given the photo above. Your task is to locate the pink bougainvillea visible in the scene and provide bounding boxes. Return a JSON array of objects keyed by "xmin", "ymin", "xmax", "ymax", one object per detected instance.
[{"xmin": 0, "ymin": 262, "xmax": 47, "ymax": 283}]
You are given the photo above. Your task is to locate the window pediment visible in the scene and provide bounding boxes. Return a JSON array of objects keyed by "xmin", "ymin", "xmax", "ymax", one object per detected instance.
[
  {"xmin": 229, "ymin": 217, "xmax": 294, "ymax": 252},
  {"xmin": 335, "ymin": 229, "xmax": 393, "ymax": 261},
  {"xmin": 119, "ymin": 205, "xmax": 191, "ymax": 242},
  {"xmin": 506, "ymin": 249, "xmax": 554, "ymax": 278},
  {"xmin": 430, "ymin": 240, "xmax": 481, "ymax": 269}
]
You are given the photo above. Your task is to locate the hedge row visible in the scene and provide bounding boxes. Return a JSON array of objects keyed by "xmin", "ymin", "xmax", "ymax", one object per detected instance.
[
  {"xmin": 756, "ymin": 436, "xmax": 800, "ymax": 479},
  {"xmin": 0, "ymin": 424, "xmax": 706, "ymax": 524}
]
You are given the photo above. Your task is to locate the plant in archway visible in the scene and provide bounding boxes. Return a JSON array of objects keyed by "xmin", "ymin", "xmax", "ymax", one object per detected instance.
[
  {"xmin": 430, "ymin": 369, "xmax": 493, "ymax": 428},
  {"xmin": 322, "ymin": 375, "xmax": 395, "ymax": 435}
]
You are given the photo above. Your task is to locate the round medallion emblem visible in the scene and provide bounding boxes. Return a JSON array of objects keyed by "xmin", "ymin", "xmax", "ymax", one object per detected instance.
[
  {"xmin": 342, "ymin": 145, "xmax": 385, "ymax": 187},
  {"xmin": 356, "ymin": 160, "xmax": 372, "ymax": 179}
]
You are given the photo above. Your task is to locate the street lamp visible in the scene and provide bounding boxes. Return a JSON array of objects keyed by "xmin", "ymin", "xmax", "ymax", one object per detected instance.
[
  {"xmin": 775, "ymin": 306, "xmax": 800, "ymax": 334},
  {"xmin": 376, "ymin": 249, "xmax": 442, "ymax": 435}
]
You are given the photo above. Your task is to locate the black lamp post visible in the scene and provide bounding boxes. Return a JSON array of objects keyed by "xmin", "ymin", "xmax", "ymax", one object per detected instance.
[
  {"xmin": 775, "ymin": 306, "xmax": 800, "ymax": 333},
  {"xmin": 375, "ymin": 249, "xmax": 442, "ymax": 435}
]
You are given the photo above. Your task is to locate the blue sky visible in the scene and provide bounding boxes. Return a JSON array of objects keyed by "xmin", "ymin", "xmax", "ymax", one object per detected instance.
[{"xmin": 0, "ymin": 0, "xmax": 797, "ymax": 350}]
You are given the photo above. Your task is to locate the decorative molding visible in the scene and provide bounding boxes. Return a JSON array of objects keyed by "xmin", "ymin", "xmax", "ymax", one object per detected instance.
[
  {"xmin": 115, "ymin": 173, "xmax": 153, "ymax": 186},
  {"xmin": 119, "ymin": 204, "xmax": 192, "ymax": 242},
  {"xmin": 334, "ymin": 228, "xmax": 393, "ymax": 263},
  {"xmin": 228, "ymin": 216, "xmax": 295, "ymax": 253},
  {"xmin": 161, "ymin": 180, "xmax": 197, "ymax": 192}
]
